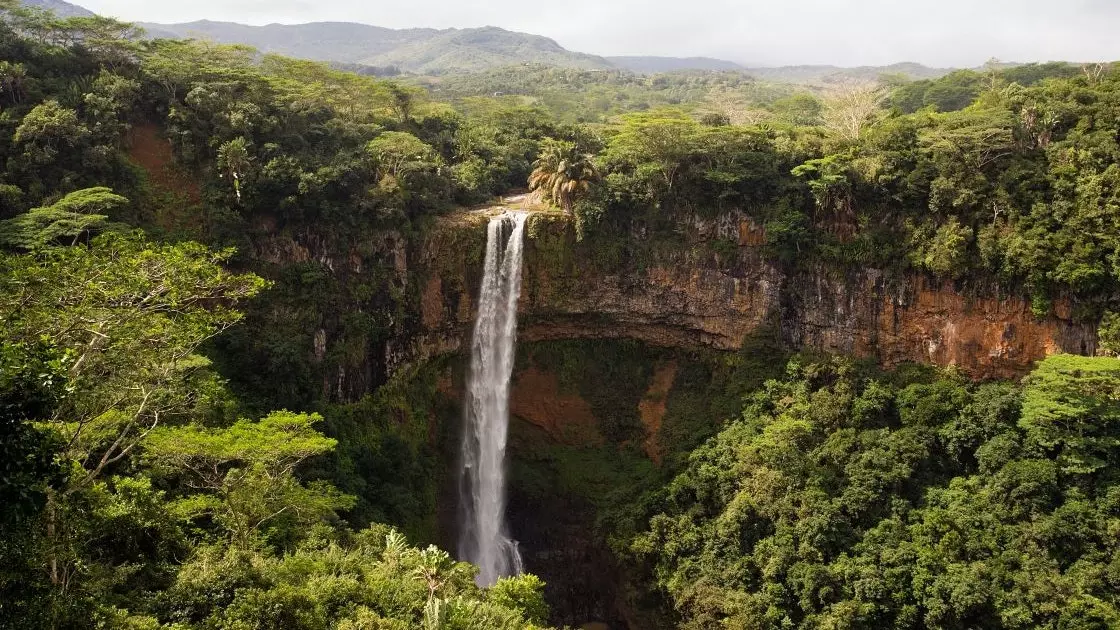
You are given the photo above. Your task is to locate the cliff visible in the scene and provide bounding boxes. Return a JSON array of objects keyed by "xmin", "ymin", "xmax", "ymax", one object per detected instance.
[{"xmin": 408, "ymin": 210, "xmax": 1097, "ymax": 381}]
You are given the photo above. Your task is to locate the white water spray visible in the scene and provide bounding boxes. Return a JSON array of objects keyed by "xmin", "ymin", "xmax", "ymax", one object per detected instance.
[{"xmin": 458, "ymin": 212, "xmax": 527, "ymax": 586}]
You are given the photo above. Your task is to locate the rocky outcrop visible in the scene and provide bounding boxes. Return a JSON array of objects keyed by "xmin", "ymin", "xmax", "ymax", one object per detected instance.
[{"xmin": 408, "ymin": 212, "xmax": 1097, "ymax": 380}]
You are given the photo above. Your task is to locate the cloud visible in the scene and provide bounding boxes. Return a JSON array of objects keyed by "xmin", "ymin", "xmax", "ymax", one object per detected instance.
[{"xmin": 80, "ymin": 0, "xmax": 1120, "ymax": 67}]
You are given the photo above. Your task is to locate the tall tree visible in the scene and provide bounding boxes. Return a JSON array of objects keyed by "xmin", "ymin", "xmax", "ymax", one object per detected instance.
[{"xmin": 821, "ymin": 82, "xmax": 886, "ymax": 141}]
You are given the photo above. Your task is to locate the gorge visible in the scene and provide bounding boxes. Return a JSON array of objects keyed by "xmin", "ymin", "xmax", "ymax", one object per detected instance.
[{"xmin": 248, "ymin": 206, "xmax": 1102, "ymax": 627}]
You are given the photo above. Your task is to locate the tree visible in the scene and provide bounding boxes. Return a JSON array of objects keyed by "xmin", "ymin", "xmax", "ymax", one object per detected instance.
[
  {"xmin": 770, "ymin": 92, "xmax": 823, "ymax": 126},
  {"xmin": 145, "ymin": 411, "xmax": 354, "ymax": 548},
  {"xmin": 217, "ymin": 137, "xmax": 252, "ymax": 203},
  {"xmin": 632, "ymin": 357, "xmax": 1120, "ymax": 629},
  {"xmin": 602, "ymin": 111, "xmax": 702, "ymax": 195},
  {"xmin": 0, "ymin": 234, "xmax": 266, "ymax": 593},
  {"xmin": 527, "ymin": 138, "xmax": 598, "ymax": 214},
  {"xmin": 0, "ymin": 341, "xmax": 67, "ymax": 630},
  {"xmin": 0, "ymin": 234, "xmax": 266, "ymax": 491},
  {"xmin": 822, "ymin": 82, "xmax": 886, "ymax": 141},
  {"xmin": 367, "ymin": 131, "xmax": 437, "ymax": 182},
  {"xmin": 1020, "ymin": 354, "xmax": 1120, "ymax": 474},
  {"xmin": 0, "ymin": 60, "xmax": 27, "ymax": 107},
  {"xmin": 488, "ymin": 574, "xmax": 549, "ymax": 626},
  {"xmin": 908, "ymin": 217, "xmax": 974, "ymax": 279},
  {"xmin": 0, "ymin": 187, "xmax": 128, "ymax": 249},
  {"xmin": 792, "ymin": 152, "xmax": 856, "ymax": 224},
  {"xmin": 12, "ymin": 100, "xmax": 89, "ymax": 165}
]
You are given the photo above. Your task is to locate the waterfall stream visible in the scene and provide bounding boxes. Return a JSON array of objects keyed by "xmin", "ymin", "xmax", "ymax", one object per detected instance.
[{"xmin": 458, "ymin": 211, "xmax": 527, "ymax": 586}]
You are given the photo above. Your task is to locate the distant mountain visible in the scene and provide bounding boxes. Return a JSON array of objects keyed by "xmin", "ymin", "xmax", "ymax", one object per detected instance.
[
  {"xmin": 364, "ymin": 26, "xmax": 611, "ymax": 74},
  {"xmin": 25, "ymin": 4, "xmax": 958, "ymax": 82},
  {"xmin": 140, "ymin": 21, "xmax": 613, "ymax": 74},
  {"xmin": 136, "ymin": 20, "xmax": 436, "ymax": 64},
  {"xmin": 20, "ymin": 0, "xmax": 94, "ymax": 17},
  {"xmin": 608, "ymin": 56, "xmax": 746, "ymax": 73}
]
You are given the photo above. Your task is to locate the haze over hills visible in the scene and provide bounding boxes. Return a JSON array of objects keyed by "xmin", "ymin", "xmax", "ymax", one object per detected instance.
[
  {"xmin": 19, "ymin": 0, "xmax": 955, "ymax": 80},
  {"xmin": 606, "ymin": 56, "xmax": 747, "ymax": 73},
  {"xmin": 745, "ymin": 62, "xmax": 955, "ymax": 84}
]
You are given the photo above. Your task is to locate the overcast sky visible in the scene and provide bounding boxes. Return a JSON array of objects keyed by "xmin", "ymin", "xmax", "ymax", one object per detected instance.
[{"xmin": 77, "ymin": 0, "xmax": 1120, "ymax": 67}]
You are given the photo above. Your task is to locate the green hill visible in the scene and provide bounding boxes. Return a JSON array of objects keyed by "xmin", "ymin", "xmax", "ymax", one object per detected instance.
[
  {"xmin": 135, "ymin": 20, "xmax": 437, "ymax": 64},
  {"xmin": 139, "ymin": 20, "xmax": 613, "ymax": 74},
  {"xmin": 361, "ymin": 25, "xmax": 611, "ymax": 74}
]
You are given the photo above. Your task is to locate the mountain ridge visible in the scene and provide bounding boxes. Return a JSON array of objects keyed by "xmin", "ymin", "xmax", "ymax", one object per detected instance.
[
  {"xmin": 20, "ymin": 0, "xmax": 93, "ymax": 17},
  {"xmin": 19, "ymin": 0, "xmax": 953, "ymax": 80},
  {"xmin": 136, "ymin": 19, "xmax": 616, "ymax": 74}
]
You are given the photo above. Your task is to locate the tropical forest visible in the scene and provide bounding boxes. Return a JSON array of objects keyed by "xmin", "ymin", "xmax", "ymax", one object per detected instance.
[{"xmin": 0, "ymin": 0, "xmax": 1119, "ymax": 628}]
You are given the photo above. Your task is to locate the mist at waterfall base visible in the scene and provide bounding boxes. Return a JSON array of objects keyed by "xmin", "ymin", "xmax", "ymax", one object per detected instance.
[{"xmin": 457, "ymin": 212, "xmax": 528, "ymax": 587}]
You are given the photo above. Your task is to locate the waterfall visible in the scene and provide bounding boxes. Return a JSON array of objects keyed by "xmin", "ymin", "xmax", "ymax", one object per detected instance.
[{"xmin": 458, "ymin": 211, "xmax": 527, "ymax": 587}]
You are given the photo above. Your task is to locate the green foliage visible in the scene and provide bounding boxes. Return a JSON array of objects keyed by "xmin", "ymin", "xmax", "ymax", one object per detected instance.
[
  {"xmin": 527, "ymin": 138, "xmax": 598, "ymax": 213},
  {"xmin": 416, "ymin": 65, "xmax": 794, "ymax": 124},
  {"xmin": 13, "ymin": 99, "xmax": 89, "ymax": 164},
  {"xmin": 632, "ymin": 357, "xmax": 1120, "ymax": 629},
  {"xmin": 148, "ymin": 527, "xmax": 543, "ymax": 629},
  {"xmin": 311, "ymin": 362, "xmax": 454, "ymax": 542},
  {"xmin": 488, "ymin": 574, "xmax": 550, "ymax": 626},
  {"xmin": 2, "ymin": 8, "xmax": 1120, "ymax": 630},
  {"xmin": 770, "ymin": 92, "xmax": 823, "ymax": 126},
  {"xmin": 146, "ymin": 411, "xmax": 354, "ymax": 548},
  {"xmin": 1020, "ymin": 355, "xmax": 1120, "ymax": 474},
  {"xmin": 0, "ymin": 341, "xmax": 66, "ymax": 522},
  {"xmin": 1098, "ymin": 311, "xmax": 1120, "ymax": 355},
  {"xmin": 0, "ymin": 341, "xmax": 67, "ymax": 628},
  {"xmin": 908, "ymin": 216, "xmax": 974, "ymax": 278},
  {"xmin": 0, "ymin": 233, "xmax": 266, "ymax": 486},
  {"xmin": 0, "ymin": 186, "xmax": 127, "ymax": 248}
]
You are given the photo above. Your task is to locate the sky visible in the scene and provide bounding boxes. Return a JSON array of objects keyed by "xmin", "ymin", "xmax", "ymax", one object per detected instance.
[{"xmin": 77, "ymin": 0, "xmax": 1120, "ymax": 67}]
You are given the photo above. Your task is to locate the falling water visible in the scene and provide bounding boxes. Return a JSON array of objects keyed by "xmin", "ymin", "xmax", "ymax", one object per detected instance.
[{"xmin": 458, "ymin": 212, "xmax": 527, "ymax": 586}]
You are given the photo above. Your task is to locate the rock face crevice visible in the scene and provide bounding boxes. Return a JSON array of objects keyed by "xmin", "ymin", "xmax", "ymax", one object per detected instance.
[{"xmin": 407, "ymin": 213, "xmax": 1097, "ymax": 380}]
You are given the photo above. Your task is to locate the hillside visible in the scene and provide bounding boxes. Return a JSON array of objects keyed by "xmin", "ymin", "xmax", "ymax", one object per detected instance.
[
  {"xmin": 135, "ymin": 20, "xmax": 438, "ymax": 64},
  {"xmin": 136, "ymin": 18, "xmax": 954, "ymax": 79},
  {"xmin": 20, "ymin": 0, "xmax": 92, "ymax": 17},
  {"xmin": 360, "ymin": 25, "xmax": 611, "ymax": 74},
  {"xmin": 140, "ymin": 20, "xmax": 613, "ymax": 73},
  {"xmin": 15, "ymin": 2, "xmax": 982, "ymax": 81}
]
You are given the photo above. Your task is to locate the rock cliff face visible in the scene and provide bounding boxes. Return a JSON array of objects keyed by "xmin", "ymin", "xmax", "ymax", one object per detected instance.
[{"xmin": 409, "ymin": 212, "xmax": 1097, "ymax": 380}]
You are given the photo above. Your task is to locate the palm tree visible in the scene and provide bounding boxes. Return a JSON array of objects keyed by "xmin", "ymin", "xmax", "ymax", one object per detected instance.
[
  {"xmin": 0, "ymin": 61, "xmax": 27, "ymax": 106},
  {"xmin": 217, "ymin": 136, "xmax": 252, "ymax": 203},
  {"xmin": 528, "ymin": 139, "xmax": 598, "ymax": 214}
]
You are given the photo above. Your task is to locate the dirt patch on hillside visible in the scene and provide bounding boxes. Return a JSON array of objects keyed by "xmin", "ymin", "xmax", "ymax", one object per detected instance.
[
  {"xmin": 638, "ymin": 362, "xmax": 678, "ymax": 465},
  {"xmin": 126, "ymin": 123, "xmax": 203, "ymax": 232},
  {"xmin": 510, "ymin": 366, "xmax": 602, "ymax": 446}
]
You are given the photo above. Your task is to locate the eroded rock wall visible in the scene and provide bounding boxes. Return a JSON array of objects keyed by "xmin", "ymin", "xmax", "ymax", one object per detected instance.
[{"xmin": 408, "ymin": 212, "xmax": 1097, "ymax": 380}]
